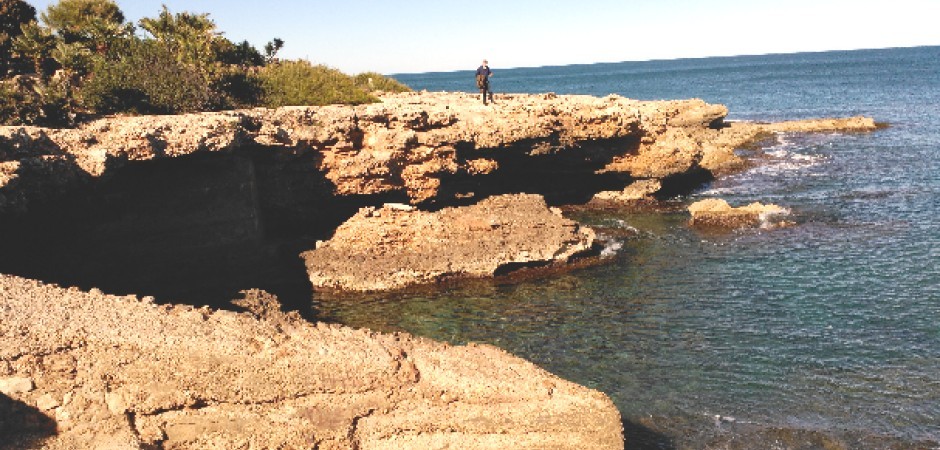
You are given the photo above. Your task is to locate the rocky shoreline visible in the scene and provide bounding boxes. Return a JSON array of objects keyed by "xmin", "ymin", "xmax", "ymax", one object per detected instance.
[
  {"xmin": 0, "ymin": 92, "xmax": 880, "ymax": 448},
  {"xmin": 0, "ymin": 276, "xmax": 622, "ymax": 449},
  {"xmin": 0, "ymin": 91, "xmax": 878, "ymax": 215}
]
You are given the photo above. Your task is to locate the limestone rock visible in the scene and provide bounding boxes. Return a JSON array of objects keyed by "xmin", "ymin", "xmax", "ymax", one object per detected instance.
[
  {"xmin": 591, "ymin": 179, "xmax": 663, "ymax": 203},
  {"xmin": 1, "ymin": 92, "xmax": 880, "ymax": 215},
  {"xmin": 688, "ymin": 198, "xmax": 790, "ymax": 229},
  {"xmin": 0, "ymin": 377, "xmax": 34, "ymax": 395},
  {"xmin": 302, "ymin": 194, "xmax": 597, "ymax": 291},
  {"xmin": 0, "ymin": 275, "xmax": 624, "ymax": 449}
]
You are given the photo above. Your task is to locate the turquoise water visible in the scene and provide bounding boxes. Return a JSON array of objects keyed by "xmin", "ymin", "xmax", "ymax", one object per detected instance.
[{"xmin": 326, "ymin": 47, "xmax": 940, "ymax": 448}]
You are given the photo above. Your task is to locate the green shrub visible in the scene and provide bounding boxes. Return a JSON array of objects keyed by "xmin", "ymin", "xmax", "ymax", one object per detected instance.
[
  {"xmin": 0, "ymin": 80, "xmax": 35, "ymax": 124},
  {"xmin": 213, "ymin": 68, "xmax": 263, "ymax": 109},
  {"xmin": 80, "ymin": 40, "xmax": 216, "ymax": 114},
  {"xmin": 217, "ymin": 39, "xmax": 264, "ymax": 67},
  {"xmin": 353, "ymin": 72, "xmax": 411, "ymax": 93},
  {"xmin": 257, "ymin": 60, "xmax": 377, "ymax": 107},
  {"xmin": 0, "ymin": 76, "xmax": 72, "ymax": 126}
]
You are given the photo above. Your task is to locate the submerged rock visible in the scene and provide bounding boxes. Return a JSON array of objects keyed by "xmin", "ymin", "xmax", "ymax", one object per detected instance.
[
  {"xmin": 302, "ymin": 194, "xmax": 597, "ymax": 292},
  {"xmin": 688, "ymin": 198, "xmax": 790, "ymax": 229},
  {"xmin": 0, "ymin": 275, "xmax": 624, "ymax": 449}
]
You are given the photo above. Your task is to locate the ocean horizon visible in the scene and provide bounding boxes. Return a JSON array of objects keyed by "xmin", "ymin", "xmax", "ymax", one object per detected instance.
[{"xmin": 392, "ymin": 44, "xmax": 940, "ymax": 76}]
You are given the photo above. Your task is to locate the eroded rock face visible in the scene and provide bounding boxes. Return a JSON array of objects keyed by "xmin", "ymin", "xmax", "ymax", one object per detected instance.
[
  {"xmin": 0, "ymin": 276, "xmax": 623, "ymax": 449},
  {"xmin": 688, "ymin": 198, "xmax": 790, "ymax": 229},
  {"xmin": 302, "ymin": 194, "xmax": 596, "ymax": 292},
  {"xmin": 0, "ymin": 92, "xmax": 881, "ymax": 215}
]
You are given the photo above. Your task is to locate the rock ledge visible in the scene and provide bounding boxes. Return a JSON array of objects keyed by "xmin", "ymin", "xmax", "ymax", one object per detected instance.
[{"xmin": 302, "ymin": 194, "xmax": 597, "ymax": 292}]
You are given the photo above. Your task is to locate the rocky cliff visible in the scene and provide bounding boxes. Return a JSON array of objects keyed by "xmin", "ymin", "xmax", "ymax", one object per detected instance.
[{"xmin": 0, "ymin": 91, "xmax": 879, "ymax": 216}]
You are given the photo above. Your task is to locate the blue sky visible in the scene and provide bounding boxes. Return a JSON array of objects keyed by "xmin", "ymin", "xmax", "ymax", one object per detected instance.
[{"xmin": 25, "ymin": 0, "xmax": 940, "ymax": 74}]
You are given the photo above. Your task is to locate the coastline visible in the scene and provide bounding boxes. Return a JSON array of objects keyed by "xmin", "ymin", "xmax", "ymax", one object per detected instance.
[{"xmin": 0, "ymin": 91, "xmax": 881, "ymax": 448}]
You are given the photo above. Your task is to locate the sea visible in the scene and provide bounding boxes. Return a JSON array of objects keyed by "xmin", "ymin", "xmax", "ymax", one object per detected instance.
[{"xmin": 325, "ymin": 47, "xmax": 940, "ymax": 449}]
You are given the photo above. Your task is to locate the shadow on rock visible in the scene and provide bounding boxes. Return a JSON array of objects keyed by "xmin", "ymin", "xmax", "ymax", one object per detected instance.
[{"xmin": 0, "ymin": 393, "xmax": 57, "ymax": 449}]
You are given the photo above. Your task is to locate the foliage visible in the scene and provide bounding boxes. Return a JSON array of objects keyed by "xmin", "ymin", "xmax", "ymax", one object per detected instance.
[
  {"xmin": 80, "ymin": 39, "xmax": 215, "ymax": 115},
  {"xmin": 0, "ymin": 1, "xmax": 411, "ymax": 124},
  {"xmin": 138, "ymin": 5, "xmax": 219, "ymax": 70},
  {"xmin": 257, "ymin": 60, "xmax": 377, "ymax": 107},
  {"xmin": 263, "ymin": 37, "xmax": 283, "ymax": 63},
  {"xmin": 0, "ymin": 0, "xmax": 36, "ymax": 37},
  {"xmin": 0, "ymin": 0, "xmax": 37, "ymax": 75},
  {"xmin": 0, "ymin": 76, "xmax": 72, "ymax": 126},
  {"xmin": 40, "ymin": 0, "xmax": 128, "ymax": 54},
  {"xmin": 11, "ymin": 21, "xmax": 57, "ymax": 76},
  {"xmin": 354, "ymin": 72, "xmax": 412, "ymax": 94},
  {"xmin": 212, "ymin": 68, "xmax": 263, "ymax": 109},
  {"xmin": 51, "ymin": 40, "xmax": 92, "ymax": 76},
  {"xmin": 217, "ymin": 39, "xmax": 264, "ymax": 67}
]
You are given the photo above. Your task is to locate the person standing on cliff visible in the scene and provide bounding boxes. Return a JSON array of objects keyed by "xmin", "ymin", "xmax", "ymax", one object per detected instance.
[{"xmin": 476, "ymin": 60, "xmax": 494, "ymax": 105}]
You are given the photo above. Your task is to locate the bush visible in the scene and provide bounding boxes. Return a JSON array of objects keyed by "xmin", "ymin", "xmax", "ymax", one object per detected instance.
[
  {"xmin": 0, "ymin": 76, "xmax": 72, "ymax": 126},
  {"xmin": 257, "ymin": 60, "xmax": 377, "ymax": 107},
  {"xmin": 217, "ymin": 39, "xmax": 264, "ymax": 67},
  {"xmin": 353, "ymin": 72, "xmax": 411, "ymax": 94},
  {"xmin": 80, "ymin": 40, "xmax": 216, "ymax": 114},
  {"xmin": 213, "ymin": 68, "xmax": 263, "ymax": 109}
]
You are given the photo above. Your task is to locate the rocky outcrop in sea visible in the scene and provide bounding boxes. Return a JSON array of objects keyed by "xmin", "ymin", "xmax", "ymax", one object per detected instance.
[{"xmin": 303, "ymin": 194, "xmax": 596, "ymax": 291}]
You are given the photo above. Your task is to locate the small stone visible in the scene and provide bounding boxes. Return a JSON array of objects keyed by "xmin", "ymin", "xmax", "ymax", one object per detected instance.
[
  {"xmin": 0, "ymin": 376, "xmax": 34, "ymax": 395},
  {"xmin": 384, "ymin": 203, "xmax": 414, "ymax": 212},
  {"xmin": 63, "ymin": 391, "xmax": 74, "ymax": 406},
  {"xmin": 36, "ymin": 393, "xmax": 59, "ymax": 411},
  {"xmin": 105, "ymin": 391, "xmax": 127, "ymax": 414}
]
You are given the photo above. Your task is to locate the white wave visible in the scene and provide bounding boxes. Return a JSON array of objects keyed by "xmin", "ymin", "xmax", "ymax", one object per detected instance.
[
  {"xmin": 608, "ymin": 219, "xmax": 639, "ymax": 234},
  {"xmin": 758, "ymin": 206, "xmax": 792, "ymax": 229},
  {"xmin": 600, "ymin": 239, "xmax": 623, "ymax": 257}
]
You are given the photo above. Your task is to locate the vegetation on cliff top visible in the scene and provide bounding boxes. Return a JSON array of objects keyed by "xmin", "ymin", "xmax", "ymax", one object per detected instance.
[{"xmin": 0, "ymin": 0, "xmax": 411, "ymax": 126}]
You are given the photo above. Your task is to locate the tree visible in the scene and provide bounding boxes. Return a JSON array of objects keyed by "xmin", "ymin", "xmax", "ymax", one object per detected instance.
[
  {"xmin": 0, "ymin": 0, "xmax": 37, "ymax": 75},
  {"xmin": 12, "ymin": 21, "xmax": 56, "ymax": 75},
  {"xmin": 51, "ymin": 40, "xmax": 91, "ymax": 76},
  {"xmin": 0, "ymin": 0, "xmax": 36, "ymax": 37},
  {"xmin": 41, "ymin": 0, "xmax": 128, "ymax": 53},
  {"xmin": 217, "ymin": 39, "xmax": 264, "ymax": 67},
  {"xmin": 138, "ymin": 6, "xmax": 220, "ymax": 70},
  {"xmin": 263, "ymin": 37, "xmax": 283, "ymax": 63}
]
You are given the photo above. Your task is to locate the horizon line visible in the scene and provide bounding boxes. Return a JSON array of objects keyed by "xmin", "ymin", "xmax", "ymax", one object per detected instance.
[{"xmin": 388, "ymin": 44, "xmax": 940, "ymax": 77}]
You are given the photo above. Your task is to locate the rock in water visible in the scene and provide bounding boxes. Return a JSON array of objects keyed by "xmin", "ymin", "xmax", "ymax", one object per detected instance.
[
  {"xmin": 302, "ymin": 194, "xmax": 597, "ymax": 292},
  {"xmin": 688, "ymin": 198, "xmax": 790, "ymax": 229},
  {"xmin": 591, "ymin": 179, "xmax": 663, "ymax": 204}
]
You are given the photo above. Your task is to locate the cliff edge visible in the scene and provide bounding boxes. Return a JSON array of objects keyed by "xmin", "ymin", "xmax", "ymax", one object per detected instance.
[{"xmin": 0, "ymin": 92, "xmax": 878, "ymax": 215}]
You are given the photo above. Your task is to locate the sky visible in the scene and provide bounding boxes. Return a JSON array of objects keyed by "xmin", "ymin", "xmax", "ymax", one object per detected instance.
[{"xmin": 24, "ymin": 0, "xmax": 940, "ymax": 75}]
